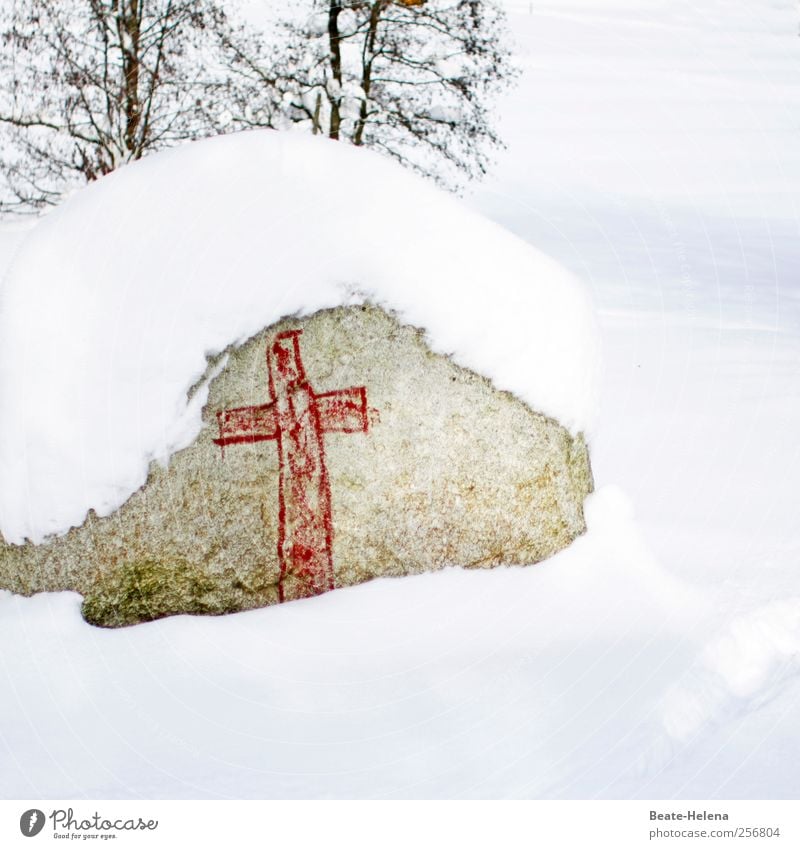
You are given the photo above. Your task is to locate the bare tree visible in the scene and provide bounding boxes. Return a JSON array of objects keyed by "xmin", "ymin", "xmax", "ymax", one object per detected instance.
[
  {"xmin": 224, "ymin": 0, "xmax": 517, "ymax": 189},
  {"xmin": 0, "ymin": 0, "xmax": 279, "ymax": 211}
]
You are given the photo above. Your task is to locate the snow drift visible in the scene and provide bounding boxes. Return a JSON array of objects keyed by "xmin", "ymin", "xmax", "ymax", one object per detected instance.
[{"xmin": 0, "ymin": 130, "xmax": 598, "ymax": 544}]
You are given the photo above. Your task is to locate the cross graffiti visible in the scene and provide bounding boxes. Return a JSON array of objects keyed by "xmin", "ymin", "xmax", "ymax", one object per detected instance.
[{"xmin": 214, "ymin": 330, "xmax": 372, "ymax": 602}]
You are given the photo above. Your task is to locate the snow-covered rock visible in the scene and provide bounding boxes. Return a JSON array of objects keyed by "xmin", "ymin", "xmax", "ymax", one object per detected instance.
[
  {"xmin": 0, "ymin": 130, "xmax": 598, "ymax": 547},
  {"xmin": 0, "ymin": 130, "xmax": 597, "ymax": 623},
  {"xmin": 2, "ymin": 304, "xmax": 593, "ymax": 625}
]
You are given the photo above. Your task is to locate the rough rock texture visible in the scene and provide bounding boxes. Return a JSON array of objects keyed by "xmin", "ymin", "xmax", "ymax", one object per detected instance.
[{"xmin": 0, "ymin": 305, "xmax": 593, "ymax": 626}]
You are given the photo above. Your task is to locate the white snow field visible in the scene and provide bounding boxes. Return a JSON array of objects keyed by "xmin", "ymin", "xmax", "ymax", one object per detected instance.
[{"xmin": 1, "ymin": 0, "xmax": 799, "ymax": 799}]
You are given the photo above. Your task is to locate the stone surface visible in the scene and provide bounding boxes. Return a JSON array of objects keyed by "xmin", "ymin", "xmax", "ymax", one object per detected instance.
[{"xmin": 0, "ymin": 305, "xmax": 593, "ymax": 626}]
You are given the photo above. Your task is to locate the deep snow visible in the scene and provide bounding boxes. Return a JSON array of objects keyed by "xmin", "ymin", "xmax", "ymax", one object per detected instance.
[{"xmin": 1, "ymin": 0, "xmax": 799, "ymax": 799}]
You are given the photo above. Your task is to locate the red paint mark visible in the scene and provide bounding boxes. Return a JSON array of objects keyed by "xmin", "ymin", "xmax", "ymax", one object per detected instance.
[{"xmin": 215, "ymin": 330, "xmax": 372, "ymax": 603}]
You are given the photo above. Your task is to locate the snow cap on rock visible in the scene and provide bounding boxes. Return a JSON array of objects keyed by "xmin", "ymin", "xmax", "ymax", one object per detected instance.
[{"xmin": 0, "ymin": 130, "xmax": 599, "ymax": 544}]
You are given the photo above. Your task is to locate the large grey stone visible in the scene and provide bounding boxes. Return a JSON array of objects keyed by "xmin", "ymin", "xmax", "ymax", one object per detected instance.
[{"xmin": 0, "ymin": 304, "xmax": 593, "ymax": 626}]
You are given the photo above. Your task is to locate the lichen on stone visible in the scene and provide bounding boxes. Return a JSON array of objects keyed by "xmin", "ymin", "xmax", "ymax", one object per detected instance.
[{"xmin": 81, "ymin": 559, "xmax": 237, "ymax": 628}]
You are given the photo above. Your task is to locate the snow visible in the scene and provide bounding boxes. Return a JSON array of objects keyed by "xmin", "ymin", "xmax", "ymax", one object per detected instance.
[
  {"xmin": 0, "ymin": 222, "xmax": 32, "ymax": 280},
  {"xmin": 0, "ymin": 487, "xmax": 706, "ymax": 799},
  {"xmin": 2, "ymin": 0, "xmax": 800, "ymax": 800},
  {"xmin": 0, "ymin": 130, "xmax": 597, "ymax": 545}
]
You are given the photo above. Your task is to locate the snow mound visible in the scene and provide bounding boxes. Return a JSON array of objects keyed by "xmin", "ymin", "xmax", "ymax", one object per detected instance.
[
  {"xmin": 0, "ymin": 130, "xmax": 598, "ymax": 544},
  {"xmin": 660, "ymin": 598, "xmax": 800, "ymax": 744},
  {"xmin": 0, "ymin": 489, "xmax": 704, "ymax": 799}
]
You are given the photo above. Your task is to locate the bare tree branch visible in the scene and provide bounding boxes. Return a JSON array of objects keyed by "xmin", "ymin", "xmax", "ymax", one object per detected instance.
[
  {"xmin": 0, "ymin": 0, "xmax": 281, "ymax": 211},
  {"xmin": 240, "ymin": 0, "xmax": 517, "ymax": 190}
]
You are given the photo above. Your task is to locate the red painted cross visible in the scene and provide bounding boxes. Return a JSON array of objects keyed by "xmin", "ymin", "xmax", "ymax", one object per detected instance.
[{"xmin": 214, "ymin": 330, "xmax": 371, "ymax": 603}]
